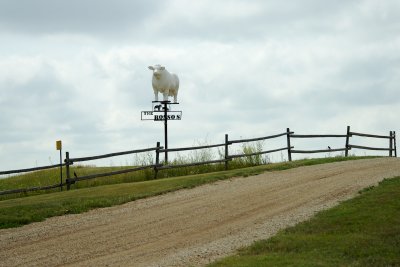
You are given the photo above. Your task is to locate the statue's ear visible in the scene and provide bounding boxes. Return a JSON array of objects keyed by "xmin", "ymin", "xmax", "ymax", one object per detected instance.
[
  {"xmin": 160, "ymin": 66, "xmax": 165, "ymax": 70},
  {"xmin": 148, "ymin": 66, "xmax": 154, "ymax": 70}
]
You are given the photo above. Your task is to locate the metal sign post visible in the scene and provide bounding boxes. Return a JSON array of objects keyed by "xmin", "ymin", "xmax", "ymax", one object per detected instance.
[
  {"xmin": 56, "ymin": 140, "xmax": 62, "ymax": 191},
  {"xmin": 141, "ymin": 101, "xmax": 182, "ymax": 163},
  {"xmin": 163, "ymin": 101, "xmax": 168, "ymax": 162}
]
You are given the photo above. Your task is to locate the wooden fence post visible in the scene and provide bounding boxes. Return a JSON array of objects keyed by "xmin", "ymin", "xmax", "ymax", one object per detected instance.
[
  {"xmin": 59, "ymin": 148, "xmax": 63, "ymax": 192},
  {"xmin": 154, "ymin": 142, "xmax": 160, "ymax": 179},
  {"xmin": 286, "ymin": 128, "xmax": 292, "ymax": 162},
  {"xmin": 394, "ymin": 131, "xmax": 397, "ymax": 157},
  {"xmin": 65, "ymin": 152, "xmax": 71, "ymax": 190},
  {"xmin": 225, "ymin": 134, "xmax": 229, "ymax": 170},
  {"xmin": 389, "ymin": 131, "xmax": 393, "ymax": 157},
  {"xmin": 345, "ymin": 126, "xmax": 350, "ymax": 157}
]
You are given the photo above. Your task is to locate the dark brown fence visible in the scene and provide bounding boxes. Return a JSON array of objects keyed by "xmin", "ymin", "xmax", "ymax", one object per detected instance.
[
  {"xmin": 0, "ymin": 163, "xmax": 66, "ymax": 195},
  {"xmin": 158, "ymin": 142, "xmax": 228, "ymax": 171},
  {"xmin": 64, "ymin": 144, "xmax": 163, "ymax": 190},
  {"xmin": 288, "ymin": 126, "xmax": 396, "ymax": 159},
  {"xmin": 0, "ymin": 145, "xmax": 162, "ymax": 195},
  {"xmin": 224, "ymin": 131, "xmax": 292, "ymax": 165},
  {"xmin": 0, "ymin": 126, "xmax": 397, "ymax": 195}
]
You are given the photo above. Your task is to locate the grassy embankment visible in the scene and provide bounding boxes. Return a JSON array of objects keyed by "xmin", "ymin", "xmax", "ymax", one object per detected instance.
[
  {"xmin": 209, "ymin": 176, "xmax": 400, "ymax": 267},
  {"xmin": 0, "ymin": 156, "xmax": 373, "ymax": 229},
  {"xmin": 0, "ymin": 143, "xmax": 269, "ymax": 199}
]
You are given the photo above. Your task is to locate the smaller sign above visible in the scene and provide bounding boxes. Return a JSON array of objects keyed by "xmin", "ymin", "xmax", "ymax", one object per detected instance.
[
  {"xmin": 56, "ymin": 140, "xmax": 62, "ymax": 151},
  {"xmin": 141, "ymin": 111, "xmax": 182, "ymax": 121}
]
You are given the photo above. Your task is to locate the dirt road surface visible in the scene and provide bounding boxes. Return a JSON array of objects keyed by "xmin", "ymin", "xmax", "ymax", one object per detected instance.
[{"xmin": 1, "ymin": 158, "xmax": 399, "ymax": 266}]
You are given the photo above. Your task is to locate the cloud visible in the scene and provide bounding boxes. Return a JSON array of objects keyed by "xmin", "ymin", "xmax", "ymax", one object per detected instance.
[
  {"xmin": 0, "ymin": 0, "xmax": 162, "ymax": 37},
  {"xmin": 142, "ymin": 0, "xmax": 364, "ymax": 42},
  {"xmin": 0, "ymin": 0, "xmax": 381, "ymax": 42}
]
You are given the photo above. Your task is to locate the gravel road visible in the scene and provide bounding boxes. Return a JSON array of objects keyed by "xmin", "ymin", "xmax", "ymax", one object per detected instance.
[{"xmin": 1, "ymin": 158, "xmax": 399, "ymax": 267}]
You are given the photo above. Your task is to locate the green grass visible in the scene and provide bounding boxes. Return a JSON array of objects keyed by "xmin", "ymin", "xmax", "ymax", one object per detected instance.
[
  {"xmin": 0, "ymin": 143, "xmax": 270, "ymax": 200},
  {"xmin": 209, "ymin": 176, "xmax": 400, "ymax": 267},
  {"xmin": 0, "ymin": 156, "xmax": 374, "ymax": 229},
  {"xmin": 0, "ymin": 165, "xmax": 155, "ymax": 199},
  {"xmin": 0, "ymin": 154, "xmax": 372, "ymax": 201},
  {"xmin": 0, "ymin": 141, "xmax": 269, "ymax": 198}
]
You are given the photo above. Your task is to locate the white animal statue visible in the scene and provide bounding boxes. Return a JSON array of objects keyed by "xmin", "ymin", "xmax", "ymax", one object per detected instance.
[{"xmin": 148, "ymin": 64, "xmax": 180, "ymax": 103}]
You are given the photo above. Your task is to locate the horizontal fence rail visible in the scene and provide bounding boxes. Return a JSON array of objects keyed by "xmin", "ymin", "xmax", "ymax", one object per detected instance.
[
  {"xmin": 291, "ymin": 134, "xmax": 347, "ymax": 138},
  {"xmin": 350, "ymin": 131, "xmax": 392, "ymax": 139},
  {"xmin": 158, "ymin": 159, "xmax": 230, "ymax": 170},
  {"xmin": 0, "ymin": 163, "xmax": 66, "ymax": 176},
  {"xmin": 228, "ymin": 132, "xmax": 289, "ymax": 144},
  {"xmin": 68, "ymin": 147, "xmax": 161, "ymax": 163},
  {"xmin": 0, "ymin": 183, "xmax": 64, "ymax": 196},
  {"xmin": 69, "ymin": 165, "xmax": 160, "ymax": 183},
  {"xmin": 159, "ymin": 143, "xmax": 225, "ymax": 153},
  {"xmin": 348, "ymin": 144, "xmax": 395, "ymax": 151},
  {"xmin": 228, "ymin": 147, "xmax": 291, "ymax": 159},
  {"xmin": 0, "ymin": 126, "xmax": 397, "ymax": 195},
  {"xmin": 291, "ymin": 148, "xmax": 348, "ymax": 154}
]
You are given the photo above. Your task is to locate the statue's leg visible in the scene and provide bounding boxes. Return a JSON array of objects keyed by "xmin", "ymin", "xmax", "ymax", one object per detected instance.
[
  {"xmin": 174, "ymin": 93, "xmax": 178, "ymax": 103},
  {"xmin": 163, "ymin": 91, "xmax": 169, "ymax": 101},
  {"xmin": 154, "ymin": 91, "xmax": 158, "ymax": 102}
]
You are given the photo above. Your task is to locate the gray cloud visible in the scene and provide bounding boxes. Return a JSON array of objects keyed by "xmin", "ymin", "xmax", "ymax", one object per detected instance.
[
  {"xmin": 0, "ymin": 66, "xmax": 76, "ymax": 138},
  {"xmin": 0, "ymin": 0, "xmax": 162, "ymax": 37},
  {"xmin": 139, "ymin": 1, "xmax": 373, "ymax": 42},
  {"xmin": 0, "ymin": 0, "xmax": 372, "ymax": 41}
]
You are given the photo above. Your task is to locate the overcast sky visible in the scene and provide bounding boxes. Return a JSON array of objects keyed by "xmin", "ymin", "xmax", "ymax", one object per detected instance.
[{"xmin": 1, "ymin": 0, "xmax": 399, "ymax": 171}]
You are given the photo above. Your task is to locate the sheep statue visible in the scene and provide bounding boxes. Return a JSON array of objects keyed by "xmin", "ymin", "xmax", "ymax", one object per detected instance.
[{"xmin": 148, "ymin": 64, "xmax": 180, "ymax": 103}]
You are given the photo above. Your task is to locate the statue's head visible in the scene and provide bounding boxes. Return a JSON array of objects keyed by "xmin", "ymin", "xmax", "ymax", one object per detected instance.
[{"xmin": 148, "ymin": 64, "xmax": 165, "ymax": 79}]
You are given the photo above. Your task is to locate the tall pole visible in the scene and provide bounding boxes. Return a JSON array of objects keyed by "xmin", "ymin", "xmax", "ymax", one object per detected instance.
[
  {"xmin": 163, "ymin": 101, "xmax": 168, "ymax": 163},
  {"xmin": 59, "ymin": 149, "xmax": 63, "ymax": 191},
  {"xmin": 148, "ymin": 100, "xmax": 180, "ymax": 164},
  {"xmin": 56, "ymin": 140, "xmax": 62, "ymax": 191}
]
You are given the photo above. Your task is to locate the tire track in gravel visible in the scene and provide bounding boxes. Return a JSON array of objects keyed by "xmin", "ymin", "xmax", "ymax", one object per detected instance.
[{"xmin": 1, "ymin": 158, "xmax": 399, "ymax": 267}]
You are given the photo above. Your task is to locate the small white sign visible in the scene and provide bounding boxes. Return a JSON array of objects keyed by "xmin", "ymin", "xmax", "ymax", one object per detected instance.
[{"xmin": 141, "ymin": 111, "xmax": 182, "ymax": 121}]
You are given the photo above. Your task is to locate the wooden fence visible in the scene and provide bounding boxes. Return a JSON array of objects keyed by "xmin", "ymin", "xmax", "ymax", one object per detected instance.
[
  {"xmin": 64, "ymin": 145, "xmax": 163, "ymax": 190},
  {"xmin": 0, "ymin": 146, "xmax": 161, "ymax": 195},
  {"xmin": 0, "ymin": 126, "xmax": 397, "ymax": 195},
  {"xmin": 288, "ymin": 126, "xmax": 397, "ymax": 159},
  {"xmin": 0, "ymin": 163, "xmax": 66, "ymax": 195}
]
